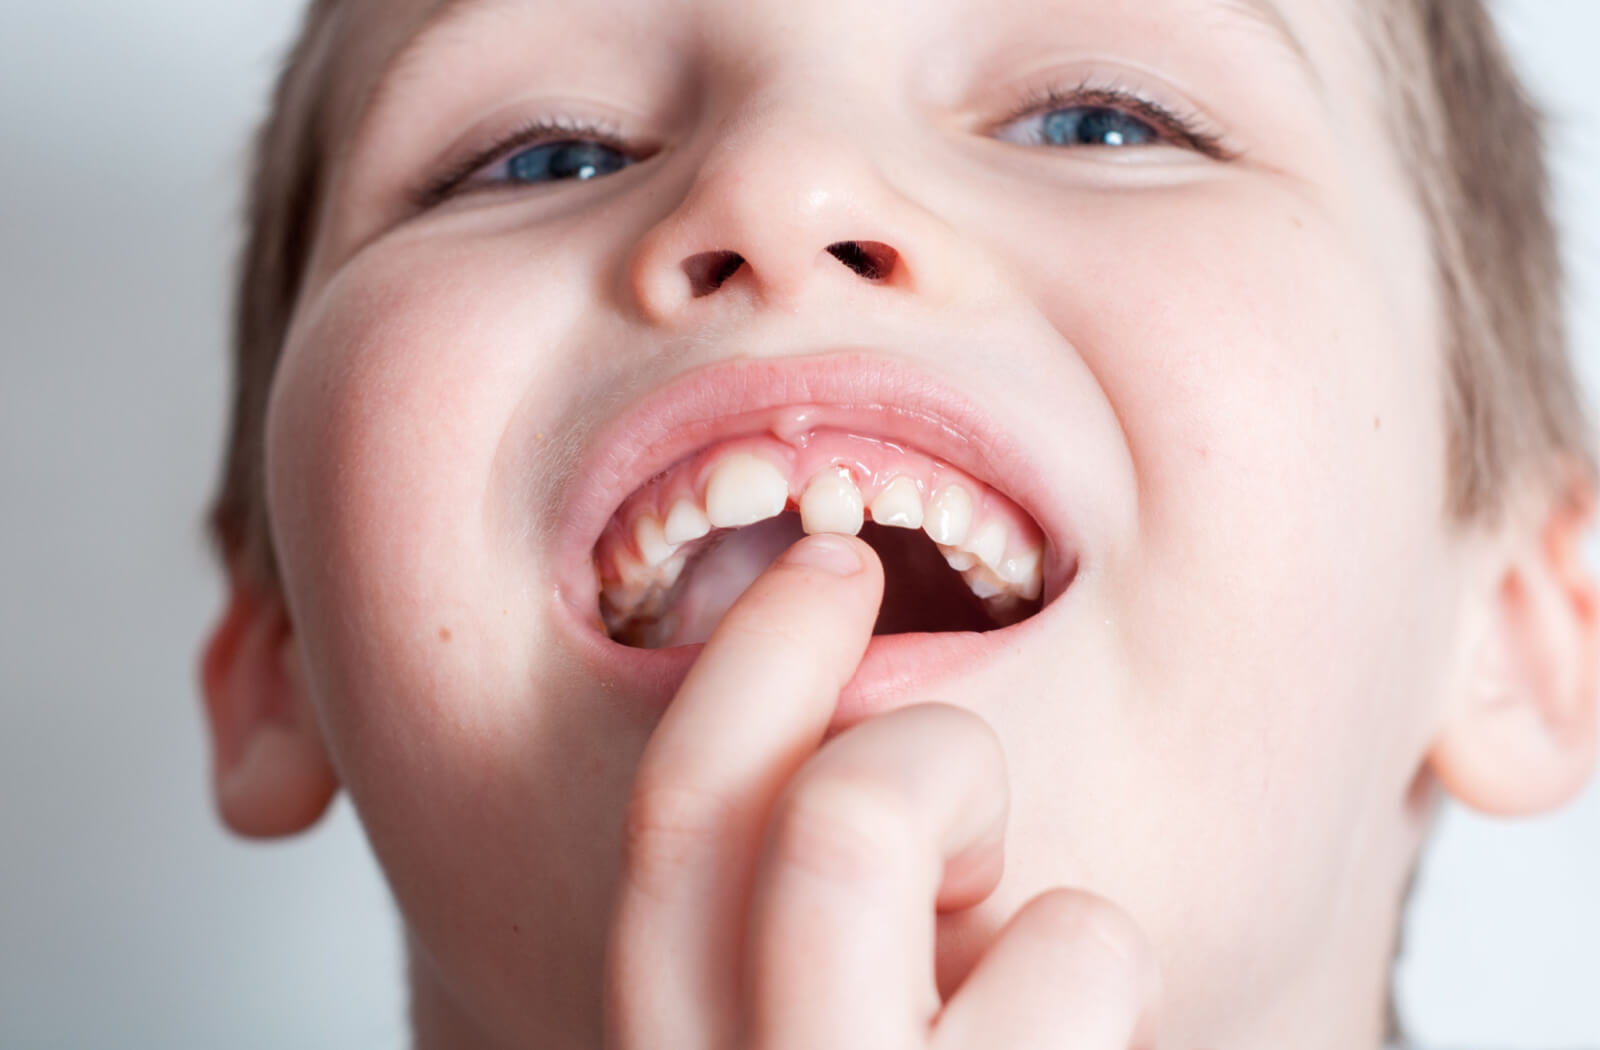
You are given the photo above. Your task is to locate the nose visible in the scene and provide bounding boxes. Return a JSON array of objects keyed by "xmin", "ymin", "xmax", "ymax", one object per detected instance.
[{"xmin": 624, "ymin": 106, "xmax": 960, "ymax": 324}]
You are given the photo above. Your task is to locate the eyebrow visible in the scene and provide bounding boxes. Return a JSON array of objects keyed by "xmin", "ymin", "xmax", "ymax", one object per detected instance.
[
  {"xmin": 351, "ymin": 0, "xmax": 1317, "ymax": 145},
  {"xmin": 1222, "ymin": 0, "xmax": 1316, "ymax": 71},
  {"xmin": 347, "ymin": 0, "xmax": 504, "ymax": 146}
]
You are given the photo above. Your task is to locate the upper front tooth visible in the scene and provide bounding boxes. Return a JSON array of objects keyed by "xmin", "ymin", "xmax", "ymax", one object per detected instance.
[
  {"xmin": 924, "ymin": 485, "xmax": 974, "ymax": 546},
  {"xmin": 800, "ymin": 468, "xmax": 865, "ymax": 535},
  {"xmin": 633, "ymin": 515, "xmax": 675, "ymax": 567},
  {"xmin": 868, "ymin": 475, "xmax": 924, "ymax": 528},
  {"xmin": 663, "ymin": 499, "xmax": 712, "ymax": 545},
  {"xmin": 704, "ymin": 453, "xmax": 790, "ymax": 528},
  {"xmin": 965, "ymin": 520, "xmax": 1007, "ymax": 571}
]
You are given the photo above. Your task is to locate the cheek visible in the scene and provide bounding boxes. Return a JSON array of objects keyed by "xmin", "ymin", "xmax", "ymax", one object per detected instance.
[
  {"xmin": 1096, "ymin": 195, "xmax": 1450, "ymax": 752},
  {"xmin": 984, "ymin": 178, "xmax": 1458, "ymax": 1000},
  {"xmin": 1004, "ymin": 177, "xmax": 1453, "ymax": 732},
  {"xmin": 263, "ymin": 234, "xmax": 602, "ymax": 773},
  {"xmin": 264, "ymin": 234, "xmax": 659, "ymax": 1026}
]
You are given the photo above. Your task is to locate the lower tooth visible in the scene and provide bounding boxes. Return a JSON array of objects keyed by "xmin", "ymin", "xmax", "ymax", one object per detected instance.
[
  {"xmin": 962, "ymin": 566, "xmax": 1007, "ymax": 600},
  {"xmin": 800, "ymin": 468, "xmax": 865, "ymax": 535},
  {"xmin": 980, "ymin": 591, "xmax": 1033, "ymax": 628}
]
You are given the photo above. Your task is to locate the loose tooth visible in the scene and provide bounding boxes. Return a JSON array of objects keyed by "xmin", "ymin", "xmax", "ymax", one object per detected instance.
[
  {"xmin": 800, "ymin": 469, "xmax": 865, "ymax": 536},
  {"xmin": 868, "ymin": 476, "xmax": 924, "ymax": 529},
  {"xmin": 924, "ymin": 485, "xmax": 974, "ymax": 546},
  {"xmin": 663, "ymin": 500, "xmax": 712, "ymax": 545},
  {"xmin": 940, "ymin": 545, "xmax": 978, "ymax": 572},
  {"xmin": 704, "ymin": 453, "xmax": 790, "ymax": 528},
  {"xmin": 965, "ymin": 520, "xmax": 1007, "ymax": 572},
  {"xmin": 634, "ymin": 515, "xmax": 675, "ymax": 567}
]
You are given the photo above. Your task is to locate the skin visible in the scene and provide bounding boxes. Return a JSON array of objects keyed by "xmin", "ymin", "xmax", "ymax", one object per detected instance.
[{"xmin": 201, "ymin": 0, "xmax": 1600, "ymax": 1047}]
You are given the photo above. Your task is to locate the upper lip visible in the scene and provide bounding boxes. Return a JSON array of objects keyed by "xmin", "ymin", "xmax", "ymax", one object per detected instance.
[{"xmin": 552, "ymin": 350, "xmax": 1081, "ymax": 615}]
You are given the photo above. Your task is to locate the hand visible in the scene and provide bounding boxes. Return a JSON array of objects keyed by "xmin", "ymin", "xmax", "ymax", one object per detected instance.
[{"xmin": 605, "ymin": 533, "xmax": 1161, "ymax": 1049}]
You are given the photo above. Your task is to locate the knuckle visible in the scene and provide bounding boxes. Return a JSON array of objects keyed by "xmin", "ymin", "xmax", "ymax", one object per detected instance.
[
  {"xmin": 620, "ymin": 780, "xmax": 735, "ymax": 895},
  {"xmin": 767, "ymin": 775, "xmax": 914, "ymax": 889}
]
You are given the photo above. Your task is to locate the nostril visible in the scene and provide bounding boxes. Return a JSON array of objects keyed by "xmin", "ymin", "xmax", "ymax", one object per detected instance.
[
  {"xmin": 827, "ymin": 240, "xmax": 898, "ymax": 282},
  {"xmin": 684, "ymin": 251, "xmax": 746, "ymax": 297}
]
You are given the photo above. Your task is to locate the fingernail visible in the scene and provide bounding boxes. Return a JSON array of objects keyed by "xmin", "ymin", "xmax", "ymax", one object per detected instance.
[{"xmin": 781, "ymin": 534, "xmax": 863, "ymax": 576}]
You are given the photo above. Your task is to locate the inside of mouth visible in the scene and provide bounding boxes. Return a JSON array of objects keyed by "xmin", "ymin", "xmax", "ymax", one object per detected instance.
[
  {"xmin": 593, "ymin": 429, "xmax": 1050, "ymax": 650},
  {"xmin": 605, "ymin": 514, "xmax": 1030, "ymax": 649}
]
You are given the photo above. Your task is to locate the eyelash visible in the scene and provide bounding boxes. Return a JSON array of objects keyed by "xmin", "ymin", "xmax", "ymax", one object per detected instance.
[
  {"xmin": 416, "ymin": 114, "xmax": 634, "ymax": 209},
  {"xmin": 414, "ymin": 79, "xmax": 1232, "ymax": 209},
  {"xmin": 993, "ymin": 81, "xmax": 1231, "ymax": 159}
]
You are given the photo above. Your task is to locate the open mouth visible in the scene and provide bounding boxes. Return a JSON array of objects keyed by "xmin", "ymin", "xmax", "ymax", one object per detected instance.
[{"xmin": 594, "ymin": 427, "xmax": 1050, "ymax": 648}]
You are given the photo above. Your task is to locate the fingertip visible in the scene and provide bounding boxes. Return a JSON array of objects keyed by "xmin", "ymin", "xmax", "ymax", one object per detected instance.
[
  {"xmin": 779, "ymin": 533, "xmax": 875, "ymax": 577},
  {"xmin": 725, "ymin": 533, "xmax": 883, "ymax": 650}
]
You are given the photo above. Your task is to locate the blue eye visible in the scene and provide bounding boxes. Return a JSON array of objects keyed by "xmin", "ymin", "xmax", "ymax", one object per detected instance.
[
  {"xmin": 500, "ymin": 139, "xmax": 632, "ymax": 183},
  {"xmin": 417, "ymin": 117, "xmax": 641, "ymax": 206},
  {"xmin": 1040, "ymin": 106, "xmax": 1159, "ymax": 148},
  {"xmin": 993, "ymin": 84, "xmax": 1228, "ymax": 158}
]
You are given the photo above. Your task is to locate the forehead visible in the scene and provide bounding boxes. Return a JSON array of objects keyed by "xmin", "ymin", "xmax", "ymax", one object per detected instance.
[{"xmin": 325, "ymin": 0, "xmax": 1376, "ymax": 143}]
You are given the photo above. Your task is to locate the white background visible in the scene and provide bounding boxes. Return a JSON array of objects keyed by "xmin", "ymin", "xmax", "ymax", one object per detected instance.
[{"xmin": 1, "ymin": 2, "xmax": 1596, "ymax": 1047}]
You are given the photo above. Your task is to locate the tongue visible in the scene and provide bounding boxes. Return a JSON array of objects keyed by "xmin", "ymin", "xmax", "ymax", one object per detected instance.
[{"xmin": 652, "ymin": 516, "xmax": 809, "ymax": 647}]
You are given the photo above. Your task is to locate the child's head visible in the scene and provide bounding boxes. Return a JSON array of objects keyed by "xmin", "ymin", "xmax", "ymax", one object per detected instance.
[{"xmin": 202, "ymin": 1, "xmax": 1599, "ymax": 1046}]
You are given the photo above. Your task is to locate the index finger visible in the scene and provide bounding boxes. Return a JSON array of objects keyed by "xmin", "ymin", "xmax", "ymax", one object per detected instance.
[{"xmin": 605, "ymin": 533, "xmax": 884, "ymax": 1049}]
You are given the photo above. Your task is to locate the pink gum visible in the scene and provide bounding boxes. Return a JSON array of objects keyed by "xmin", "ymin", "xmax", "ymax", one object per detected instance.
[{"xmin": 598, "ymin": 429, "xmax": 1044, "ymax": 567}]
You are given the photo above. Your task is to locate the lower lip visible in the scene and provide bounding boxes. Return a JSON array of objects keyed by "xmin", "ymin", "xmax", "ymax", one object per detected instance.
[{"xmin": 555, "ymin": 577, "xmax": 1070, "ymax": 730}]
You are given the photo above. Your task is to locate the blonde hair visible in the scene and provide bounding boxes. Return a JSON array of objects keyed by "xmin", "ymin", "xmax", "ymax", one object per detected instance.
[
  {"xmin": 1367, "ymin": 0, "xmax": 1594, "ymax": 521},
  {"xmin": 208, "ymin": 0, "xmax": 1594, "ymax": 591}
]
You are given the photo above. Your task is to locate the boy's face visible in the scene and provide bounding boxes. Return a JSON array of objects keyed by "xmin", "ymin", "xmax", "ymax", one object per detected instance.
[{"xmin": 261, "ymin": 0, "xmax": 1477, "ymax": 1043}]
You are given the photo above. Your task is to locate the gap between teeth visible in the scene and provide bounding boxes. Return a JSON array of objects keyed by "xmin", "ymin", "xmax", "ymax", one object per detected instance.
[{"xmin": 603, "ymin": 450, "xmax": 1045, "ymax": 625}]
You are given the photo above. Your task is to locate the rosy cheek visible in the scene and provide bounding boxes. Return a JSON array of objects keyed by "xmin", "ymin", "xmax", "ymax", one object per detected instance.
[{"xmin": 263, "ymin": 238, "xmax": 602, "ymax": 714}]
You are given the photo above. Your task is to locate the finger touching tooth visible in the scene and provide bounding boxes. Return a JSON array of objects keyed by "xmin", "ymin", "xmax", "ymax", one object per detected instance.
[
  {"xmin": 800, "ymin": 468, "xmax": 865, "ymax": 535},
  {"xmin": 705, "ymin": 453, "xmax": 789, "ymax": 528},
  {"xmin": 868, "ymin": 475, "xmax": 924, "ymax": 528}
]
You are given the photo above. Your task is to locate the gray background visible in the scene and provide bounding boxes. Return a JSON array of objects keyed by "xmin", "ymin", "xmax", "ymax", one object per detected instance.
[{"xmin": 1, "ymin": 2, "xmax": 1595, "ymax": 1047}]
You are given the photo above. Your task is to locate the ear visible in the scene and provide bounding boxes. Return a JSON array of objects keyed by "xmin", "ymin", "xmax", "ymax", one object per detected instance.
[
  {"xmin": 1430, "ymin": 476, "xmax": 1600, "ymax": 816},
  {"xmin": 199, "ymin": 562, "xmax": 339, "ymax": 838}
]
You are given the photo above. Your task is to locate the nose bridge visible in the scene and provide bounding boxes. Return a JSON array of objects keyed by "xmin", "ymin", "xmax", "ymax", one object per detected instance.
[
  {"xmin": 624, "ymin": 74, "xmax": 960, "ymax": 323},
  {"xmin": 694, "ymin": 92, "xmax": 880, "ymax": 242}
]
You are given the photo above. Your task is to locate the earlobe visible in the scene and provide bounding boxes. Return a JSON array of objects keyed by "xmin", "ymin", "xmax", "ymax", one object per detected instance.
[
  {"xmin": 1430, "ymin": 480, "xmax": 1600, "ymax": 816},
  {"xmin": 200, "ymin": 564, "xmax": 339, "ymax": 838}
]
